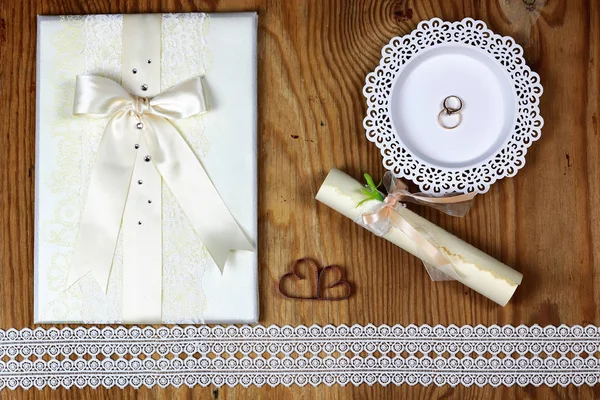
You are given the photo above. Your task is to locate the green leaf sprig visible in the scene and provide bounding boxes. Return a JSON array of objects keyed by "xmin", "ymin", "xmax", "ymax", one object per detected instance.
[{"xmin": 357, "ymin": 173, "xmax": 385, "ymax": 207}]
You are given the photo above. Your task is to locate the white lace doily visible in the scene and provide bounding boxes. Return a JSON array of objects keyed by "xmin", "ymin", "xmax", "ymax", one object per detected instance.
[
  {"xmin": 0, "ymin": 324, "xmax": 598, "ymax": 389},
  {"xmin": 363, "ymin": 18, "xmax": 543, "ymax": 194}
]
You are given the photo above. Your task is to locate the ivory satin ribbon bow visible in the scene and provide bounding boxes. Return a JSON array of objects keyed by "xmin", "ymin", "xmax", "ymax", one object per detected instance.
[
  {"xmin": 361, "ymin": 172, "xmax": 476, "ymax": 281},
  {"xmin": 66, "ymin": 75, "xmax": 253, "ymax": 291}
]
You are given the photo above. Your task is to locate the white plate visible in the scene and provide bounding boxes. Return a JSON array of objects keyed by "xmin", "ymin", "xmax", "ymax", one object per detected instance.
[{"xmin": 364, "ymin": 18, "xmax": 543, "ymax": 194}]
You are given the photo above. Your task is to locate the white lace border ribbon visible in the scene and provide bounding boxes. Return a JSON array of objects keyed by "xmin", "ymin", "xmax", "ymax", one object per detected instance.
[{"xmin": 0, "ymin": 324, "xmax": 598, "ymax": 389}]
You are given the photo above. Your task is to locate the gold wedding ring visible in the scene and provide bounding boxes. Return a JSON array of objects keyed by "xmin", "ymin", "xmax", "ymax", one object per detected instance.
[
  {"xmin": 438, "ymin": 109, "xmax": 462, "ymax": 130},
  {"xmin": 438, "ymin": 95, "xmax": 463, "ymax": 130}
]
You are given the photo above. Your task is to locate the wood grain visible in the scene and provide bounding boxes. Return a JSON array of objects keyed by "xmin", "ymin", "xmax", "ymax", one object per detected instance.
[{"xmin": 0, "ymin": 0, "xmax": 599, "ymax": 398}]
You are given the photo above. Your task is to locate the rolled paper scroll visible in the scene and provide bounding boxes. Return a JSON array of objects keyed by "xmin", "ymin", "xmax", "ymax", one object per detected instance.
[{"xmin": 315, "ymin": 168, "xmax": 523, "ymax": 306}]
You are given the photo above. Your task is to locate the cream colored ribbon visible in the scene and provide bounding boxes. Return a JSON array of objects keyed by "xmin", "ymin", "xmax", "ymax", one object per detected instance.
[
  {"xmin": 67, "ymin": 75, "xmax": 253, "ymax": 292},
  {"xmin": 119, "ymin": 13, "xmax": 163, "ymax": 323},
  {"xmin": 361, "ymin": 172, "xmax": 476, "ymax": 281}
]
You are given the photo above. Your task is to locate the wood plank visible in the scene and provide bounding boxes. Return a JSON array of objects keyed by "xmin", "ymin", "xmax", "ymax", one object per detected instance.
[{"xmin": 0, "ymin": 0, "xmax": 598, "ymax": 398}]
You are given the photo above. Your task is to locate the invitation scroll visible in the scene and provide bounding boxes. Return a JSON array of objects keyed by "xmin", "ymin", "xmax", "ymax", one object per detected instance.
[{"xmin": 316, "ymin": 169, "xmax": 523, "ymax": 306}]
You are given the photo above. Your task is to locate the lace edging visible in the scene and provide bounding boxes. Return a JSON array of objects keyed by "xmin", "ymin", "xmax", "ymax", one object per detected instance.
[{"xmin": 0, "ymin": 324, "xmax": 598, "ymax": 389}]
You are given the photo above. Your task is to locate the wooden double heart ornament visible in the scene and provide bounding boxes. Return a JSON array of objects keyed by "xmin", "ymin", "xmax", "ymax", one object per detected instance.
[{"xmin": 278, "ymin": 258, "xmax": 352, "ymax": 300}]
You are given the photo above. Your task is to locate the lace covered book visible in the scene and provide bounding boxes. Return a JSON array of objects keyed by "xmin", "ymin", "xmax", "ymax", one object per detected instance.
[{"xmin": 34, "ymin": 13, "xmax": 258, "ymax": 324}]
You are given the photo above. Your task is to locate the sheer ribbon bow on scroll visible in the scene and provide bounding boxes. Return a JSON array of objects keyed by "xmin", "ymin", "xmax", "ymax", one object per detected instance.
[
  {"xmin": 360, "ymin": 172, "xmax": 476, "ymax": 281},
  {"xmin": 66, "ymin": 75, "xmax": 253, "ymax": 291}
]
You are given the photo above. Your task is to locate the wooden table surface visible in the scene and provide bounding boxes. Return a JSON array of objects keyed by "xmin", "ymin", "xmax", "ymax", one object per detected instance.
[{"xmin": 1, "ymin": 0, "xmax": 598, "ymax": 398}]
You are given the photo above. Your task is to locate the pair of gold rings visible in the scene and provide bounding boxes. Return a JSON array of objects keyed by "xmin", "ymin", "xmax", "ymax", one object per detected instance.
[{"xmin": 438, "ymin": 95, "xmax": 463, "ymax": 130}]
